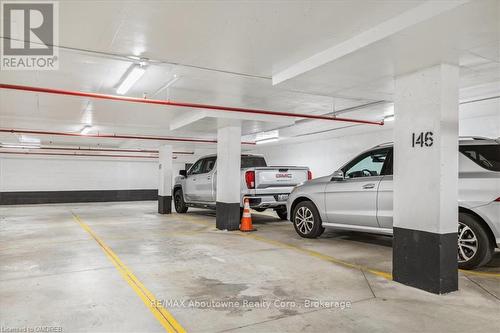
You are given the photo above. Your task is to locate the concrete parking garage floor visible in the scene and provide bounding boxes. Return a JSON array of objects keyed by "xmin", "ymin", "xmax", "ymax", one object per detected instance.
[{"xmin": 1, "ymin": 201, "xmax": 499, "ymax": 333}]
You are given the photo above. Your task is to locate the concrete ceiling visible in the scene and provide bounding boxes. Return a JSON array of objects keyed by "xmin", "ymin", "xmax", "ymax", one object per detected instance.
[
  {"xmin": 0, "ymin": 0, "xmax": 498, "ymax": 152},
  {"xmin": 274, "ymin": 0, "xmax": 500, "ymax": 101}
]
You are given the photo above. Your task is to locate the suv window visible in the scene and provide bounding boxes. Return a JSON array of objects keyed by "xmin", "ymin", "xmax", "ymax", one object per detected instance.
[
  {"xmin": 381, "ymin": 149, "xmax": 393, "ymax": 175},
  {"xmin": 202, "ymin": 157, "xmax": 217, "ymax": 173},
  {"xmin": 459, "ymin": 144, "xmax": 500, "ymax": 172},
  {"xmin": 343, "ymin": 148, "xmax": 390, "ymax": 178},
  {"xmin": 187, "ymin": 159, "xmax": 204, "ymax": 175}
]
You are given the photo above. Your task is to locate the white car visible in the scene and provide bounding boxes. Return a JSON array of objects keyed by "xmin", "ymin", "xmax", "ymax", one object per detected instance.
[{"xmin": 287, "ymin": 138, "xmax": 500, "ymax": 269}]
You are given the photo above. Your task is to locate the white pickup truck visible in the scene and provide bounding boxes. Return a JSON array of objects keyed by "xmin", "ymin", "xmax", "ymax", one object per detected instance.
[{"xmin": 173, "ymin": 154, "xmax": 311, "ymax": 219}]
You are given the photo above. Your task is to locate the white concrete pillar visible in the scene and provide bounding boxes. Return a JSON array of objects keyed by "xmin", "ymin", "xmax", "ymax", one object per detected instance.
[
  {"xmin": 393, "ymin": 64, "xmax": 459, "ymax": 294},
  {"xmin": 158, "ymin": 145, "xmax": 173, "ymax": 214},
  {"xmin": 216, "ymin": 121, "xmax": 241, "ymax": 230}
]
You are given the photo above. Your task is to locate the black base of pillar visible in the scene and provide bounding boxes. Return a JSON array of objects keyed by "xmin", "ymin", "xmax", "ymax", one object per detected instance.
[
  {"xmin": 158, "ymin": 195, "xmax": 172, "ymax": 214},
  {"xmin": 216, "ymin": 201, "xmax": 240, "ymax": 231},
  {"xmin": 393, "ymin": 227, "xmax": 458, "ymax": 294}
]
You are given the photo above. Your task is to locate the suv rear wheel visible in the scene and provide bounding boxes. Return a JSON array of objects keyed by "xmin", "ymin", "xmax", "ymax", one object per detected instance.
[
  {"xmin": 458, "ymin": 212, "xmax": 493, "ymax": 270},
  {"xmin": 292, "ymin": 201, "xmax": 324, "ymax": 238},
  {"xmin": 174, "ymin": 189, "xmax": 188, "ymax": 213}
]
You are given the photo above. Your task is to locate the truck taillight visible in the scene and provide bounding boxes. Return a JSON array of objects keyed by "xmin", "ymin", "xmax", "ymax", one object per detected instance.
[
  {"xmin": 307, "ymin": 170, "xmax": 312, "ymax": 180},
  {"xmin": 245, "ymin": 171, "xmax": 255, "ymax": 189},
  {"xmin": 495, "ymin": 197, "xmax": 500, "ymax": 202}
]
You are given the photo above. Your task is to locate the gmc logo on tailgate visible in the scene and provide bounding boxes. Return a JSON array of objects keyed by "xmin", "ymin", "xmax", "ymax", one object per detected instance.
[{"xmin": 276, "ymin": 173, "xmax": 292, "ymax": 178}]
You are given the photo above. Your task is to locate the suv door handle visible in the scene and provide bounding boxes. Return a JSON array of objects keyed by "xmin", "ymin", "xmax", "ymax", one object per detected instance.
[
  {"xmin": 362, "ymin": 183, "xmax": 375, "ymax": 189},
  {"xmin": 207, "ymin": 176, "xmax": 211, "ymax": 180}
]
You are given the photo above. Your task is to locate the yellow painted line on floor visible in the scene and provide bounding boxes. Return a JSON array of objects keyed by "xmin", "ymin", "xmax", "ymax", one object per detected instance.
[
  {"xmin": 71, "ymin": 213, "xmax": 186, "ymax": 333},
  {"xmin": 172, "ymin": 214, "xmax": 393, "ymax": 279},
  {"xmin": 171, "ymin": 214, "xmax": 500, "ymax": 280},
  {"xmin": 180, "ymin": 216, "xmax": 213, "ymax": 227},
  {"xmin": 459, "ymin": 269, "xmax": 500, "ymax": 278},
  {"xmin": 236, "ymin": 232, "xmax": 393, "ymax": 280}
]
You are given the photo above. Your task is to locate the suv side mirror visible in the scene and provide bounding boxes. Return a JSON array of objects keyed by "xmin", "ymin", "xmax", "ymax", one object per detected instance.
[
  {"xmin": 179, "ymin": 170, "xmax": 187, "ymax": 177},
  {"xmin": 331, "ymin": 170, "xmax": 344, "ymax": 181}
]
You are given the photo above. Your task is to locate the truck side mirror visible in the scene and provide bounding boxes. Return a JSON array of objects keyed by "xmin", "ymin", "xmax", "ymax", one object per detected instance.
[
  {"xmin": 179, "ymin": 170, "xmax": 187, "ymax": 177},
  {"xmin": 331, "ymin": 170, "xmax": 344, "ymax": 181}
]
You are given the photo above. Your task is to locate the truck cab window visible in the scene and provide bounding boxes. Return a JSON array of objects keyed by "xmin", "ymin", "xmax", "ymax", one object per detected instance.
[
  {"xmin": 202, "ymin": 157, "xmax": 217, "ymax": 173},
  {"xmin": 241, "ymin": 156, "xmax": 267, "ymax": 168},
  {"xmin": 188, "ymin": 159, "xmax": 204, "ymax": 175}
]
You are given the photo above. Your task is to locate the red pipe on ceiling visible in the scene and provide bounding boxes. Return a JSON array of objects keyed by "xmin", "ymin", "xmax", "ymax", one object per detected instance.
[
  {"xmin": 0, "ymin": 150, "xmax": 165, "ymax": 159},
  {"xmin": 0, "ymin": 83, "xmax": 384, "ymax": 126},
  {"xmin": 0, "ymin": 128, "xmax": 255, "ymax": 145},
  {"xmin": 0, "ymin": 146, "xmax": 194, "ymax": 154}
]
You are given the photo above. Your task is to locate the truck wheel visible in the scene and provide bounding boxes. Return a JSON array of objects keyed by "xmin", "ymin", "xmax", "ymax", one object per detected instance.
[
  {"xmin": 292, "ymin": 201, "xmax": 324, "ymax": 238},
  {"xmin": 174, "ymin": 189, "xmax": 188, "ymax": 213},
  {"xmin": 458, "ymin": 212, "xmax": 493, "ymax": 270},
  {"xmin": 275, "ymin": 208, "xmax": 288, "ymax": 220}
]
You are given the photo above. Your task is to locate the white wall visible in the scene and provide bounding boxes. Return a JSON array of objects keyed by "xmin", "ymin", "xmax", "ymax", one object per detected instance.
[
  {"xmin": 0, "ymin": 156, "xmax": 157, "ymax": 191},
  {"xmin": 0, "ymin": 156, "xmax": 194, "ymax": 192},
  {"xmin": 458, "ymin": 98, "xmax": 500, "ymax": 138},
  {"xmin": 252, "ymin": 129, "xmax": 393, "ymax": 178}
]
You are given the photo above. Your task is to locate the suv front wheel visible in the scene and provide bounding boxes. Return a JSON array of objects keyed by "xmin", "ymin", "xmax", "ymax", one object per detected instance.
[
  {"xmin": 458, "ymin": 212, "xmax": 493, "ymax": 270},
  {"xmin": 292, "ymin": 201, "xmax": 324, "ymax": 238}
]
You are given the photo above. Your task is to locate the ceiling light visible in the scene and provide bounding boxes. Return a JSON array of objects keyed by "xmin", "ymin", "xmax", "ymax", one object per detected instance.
[
  {"xmin": 246, "ymin": 130, "xmax": 280, "ymax": 145},
  {"xmin": 384, "ymin": 115, "xmax": 395, "ymax": 122},
  {"xmin": 80, "ymin": 125, "xmax": 93, "ymax": 135},
  {"xmin": 1, "ymin": 143, "xmax": 40, "ymax": 149},
  {"xmin": 19, "ymin": 135, "xmax": 40, "ymax": 144},
  {"xmin": 81, "ymin": 102, "xmax": 93, "ymax": 125},
  {"xmin": 116, "ymin": 64, "xmax": 146, "ymax": 95},
  {"xmin": 152, "ymin": 75, "xmax": 180, "ymax": 97},
  {"xmin": 256, "ymin": 130, "xmax": 279, "ymax": 141},
  {"xmin": 165, "ymin": 74, "xmax": 179, "ymax": 87},
  {"xmin": 256, "ymin": 138, "xmax": 279, "ymax": 145}
]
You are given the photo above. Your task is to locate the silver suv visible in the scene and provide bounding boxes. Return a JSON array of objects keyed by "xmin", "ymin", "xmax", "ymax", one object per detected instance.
[{"xmin": 287, "ymin": 138, "xmax": 500, "ymax": 269}]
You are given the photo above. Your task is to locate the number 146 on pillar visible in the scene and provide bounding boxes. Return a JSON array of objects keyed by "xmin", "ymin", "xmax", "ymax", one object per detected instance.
[{"xmin": 412, "ymin": 131, "xmax": 433, "ymax": 147}]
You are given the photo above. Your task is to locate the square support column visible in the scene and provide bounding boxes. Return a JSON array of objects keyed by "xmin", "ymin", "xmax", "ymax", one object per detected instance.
[
  {"xmin": 393, "ymin": 64, "xmax": 459, "ymax": 294},
  {"xmin": 158, "ymin": 145, "xmax": 173, "ymax": 214},
  {"xmin": 216, "ymin": 121, "xmax": 241, "ymax": 230}
]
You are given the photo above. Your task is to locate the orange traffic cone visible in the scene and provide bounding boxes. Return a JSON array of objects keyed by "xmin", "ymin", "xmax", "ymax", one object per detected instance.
[{"xmin": 240, "ymin": 198, "xmax": 256, "ymax": 232}]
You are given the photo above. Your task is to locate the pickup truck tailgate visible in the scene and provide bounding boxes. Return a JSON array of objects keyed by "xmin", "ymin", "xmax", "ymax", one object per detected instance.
[{"xmin": 255, "ymin": 167, "xmax": 308, "ymax": 189}]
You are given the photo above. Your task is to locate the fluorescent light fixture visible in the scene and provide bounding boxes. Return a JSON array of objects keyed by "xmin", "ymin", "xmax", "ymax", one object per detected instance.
[
  {"xmin": 256, "ymin": 138, "xmax": 279, "ymax": 145},
  {"xmin": 116, "ymin": 64, "xmax": 146, "ymax": 95},
  {"xmin": 19, "ymin": 135, "xmax": 40, "ymax": 144},
  {"xmin": 152, "ymin": 75, "xmax": 180, "ymax": 97},
  {"xmin": 80, "ymin": 125, "xmax": 93, "ymax": 135},
  {"xmin": 81, "ymin": 102, "xmax": 93, "ymax": 125},
  {"xmin": 254, "ymin": 130, "xmax": 279, "ymax": 144},
  {"xmin": 1, "ymin": 143, "xmax": 40, "ymax": 149},
  {"xmin": 383, "ymin": 105, "xmax": 395, "ymax": 122},
  {"xmin": 256, "ymin": 130, "xmax": 279, "ymax": 140},
  {"xmin": 164, "ymin": 74, "xmax": 179, "ymax": 88}
]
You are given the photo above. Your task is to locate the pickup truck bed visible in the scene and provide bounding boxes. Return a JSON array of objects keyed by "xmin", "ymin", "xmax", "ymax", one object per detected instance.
[
  {"xmin": 243, "ymin": 166, "xmax": 309, "ymax": 208},
  {"xmin": 173, "ymin": 154, "xmax": 310, "ymax": 219}
]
